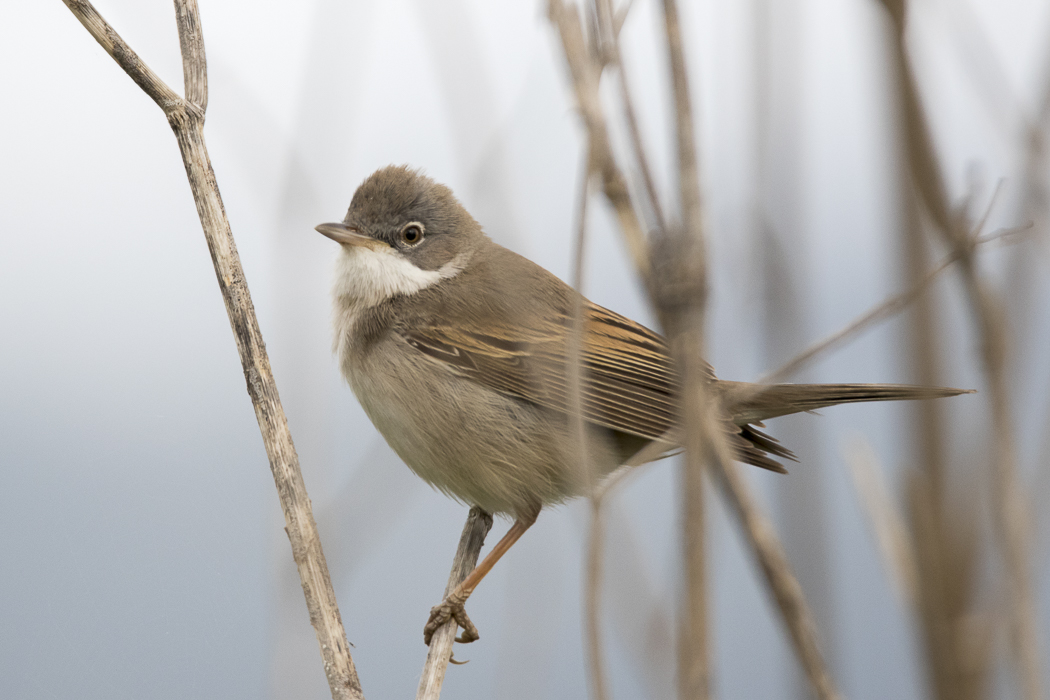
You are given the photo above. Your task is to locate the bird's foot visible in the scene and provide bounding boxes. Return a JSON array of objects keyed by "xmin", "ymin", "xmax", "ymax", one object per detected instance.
[{"xmin": 423, "ymin": 591, "xmax": 478, "ymax": 645}]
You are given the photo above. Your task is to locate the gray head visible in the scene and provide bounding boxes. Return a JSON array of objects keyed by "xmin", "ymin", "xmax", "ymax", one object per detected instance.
[{"xmin": 316, "ymin": 165, "xmax": 484, "ymax": 272}]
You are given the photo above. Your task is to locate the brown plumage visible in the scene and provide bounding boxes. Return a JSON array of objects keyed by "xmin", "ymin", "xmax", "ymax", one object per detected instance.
[
  {"xmin": 401, "ymin": 296, "xmax": 969, "ymax": 474},
  {"xmin": 319, "ymin": 165, "xmax": 973, "ymax": 645}
]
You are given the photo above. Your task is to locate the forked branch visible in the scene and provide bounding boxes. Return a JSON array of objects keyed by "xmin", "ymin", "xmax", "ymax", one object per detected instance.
[{"xmin": 59, "ymin": 2, "xmax": 362, "ymax": 698}]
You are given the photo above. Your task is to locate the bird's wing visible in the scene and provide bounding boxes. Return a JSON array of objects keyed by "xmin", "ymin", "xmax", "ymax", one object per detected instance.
[
  {"xmin": 399, "ymin": 301, "xmax": 793, "ymax": 473},
  {"xmin": 401, "ymin": 301, "xmax": 679, "ymax": 439}
]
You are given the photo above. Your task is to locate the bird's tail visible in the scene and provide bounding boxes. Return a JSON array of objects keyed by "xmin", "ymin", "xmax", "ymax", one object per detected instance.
[{"xmin": 720, "ymin": 381, "xmax": 974, "ymax": 426}]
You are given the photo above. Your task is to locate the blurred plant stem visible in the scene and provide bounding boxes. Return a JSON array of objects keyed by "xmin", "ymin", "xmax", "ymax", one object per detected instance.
[
  {"xmin": 657, "ymin": 2, "xmax": 711, "ymax": 698},
  {"xmin": 550, "ymin": 2, "xmax": 841, "ymax": 698},
  {"xmin": 878, "ymin": 0, "xmax": 1040, "ymax": 697}
]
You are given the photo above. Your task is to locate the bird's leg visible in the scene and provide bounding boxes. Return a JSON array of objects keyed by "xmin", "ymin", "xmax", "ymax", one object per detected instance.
[{"xmin": 424, "ymin": 505, "xmax": 540, "ymax": 645}]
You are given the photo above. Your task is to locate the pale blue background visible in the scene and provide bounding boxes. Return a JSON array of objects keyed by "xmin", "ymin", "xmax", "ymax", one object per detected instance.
[{"xmin": 2, "ymin": 1, "xmax": 1049, "ymax": 698}]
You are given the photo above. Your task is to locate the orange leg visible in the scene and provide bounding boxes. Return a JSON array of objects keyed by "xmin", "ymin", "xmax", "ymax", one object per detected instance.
[{"xmin": 423, "ymin": 506, "xmax": 540, "ymax": 645}]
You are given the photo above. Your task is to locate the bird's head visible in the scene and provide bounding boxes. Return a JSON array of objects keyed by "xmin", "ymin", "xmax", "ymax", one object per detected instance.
[{"xmin": 316, "ymin": 165, "xmax": 483, "ymax": 274}]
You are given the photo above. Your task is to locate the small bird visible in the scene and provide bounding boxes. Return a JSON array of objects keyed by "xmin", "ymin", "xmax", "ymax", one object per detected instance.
[{"xmin": 317, "ymin": 165, "xmax": 969, "ymax": 646}]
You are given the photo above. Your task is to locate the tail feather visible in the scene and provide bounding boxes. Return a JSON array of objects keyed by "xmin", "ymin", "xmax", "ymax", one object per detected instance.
[
  {"xmin": 720, "ymin": 381, "xmax": 974, "ymax": 426},
  {"xmin": 727, "ymin": 423, "xmax": 793, "ymax": 474},
  {"xmin": 716, "ymin": 381, "xmax": 974, "ymax": 472},
  {"xmin": 733, "ymin": 424, "xmax": 796, "ymax": 473}
]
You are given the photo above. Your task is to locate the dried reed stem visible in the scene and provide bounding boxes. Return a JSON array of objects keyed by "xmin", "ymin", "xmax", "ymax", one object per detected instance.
[
  {"xmin": 879, "ymin": 2, "xmax": 1043, "ymax": 697},
  {"xmin": 585, "ymin": 501, "xmax": 610, "ymax": 700},
  {"xmin": 846, "ymin": 439, "xmax": 920, "ymax": 606},
  {"xmin": 1014, "ymin": 26, "xmax": 1050, "ymax": 581},
  {"xmin": 552, "ymin": 2, "xmax": 841, "ymax": 697},
  {"xmin": 597, "ymin": 0, "xmax": 667, "ymax": 234},
  {"xmin": 566, "ymin": 147, "xmax": 611, "ymax": 700},
  {"xmin": 59, "ymin": 2, "xmax": 362, "ymax": 698},
  {"xmin": 958, "ymin": 245, "xmax": 1041, "ymax": 700},
  {"xmin": 416, "ymin": 507, "xmax": 494, "ymax": 700},
  {"xmin": 663, "ymin": 2, "xmax": 841, "ymax": 698},
  {"xmin": 901, "ymin": 184, "xmax": 967, "ymax": 700},
  {"xmin": 712, "ymin": 455, "xmax": 841, "ymax": 700},
  {"xmin": 569, "ymin": 151, "xmax": 598, "ymax": 498},
  {"xmin": 548, "ymin": 0, "xmax": 651, "ymax": 281},
  {"xmin": 758, "ymin": 225, "xmax": 1025, "ymax": 386},
  {"xmin": 657, "ymin": 2, "xmax": 710, "ymax": 698}
]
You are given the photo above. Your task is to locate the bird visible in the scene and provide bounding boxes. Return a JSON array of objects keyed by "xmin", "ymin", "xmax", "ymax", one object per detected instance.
[{"xmin": 315, "ymin": 165, "xmax": 970, "ymax": 646}]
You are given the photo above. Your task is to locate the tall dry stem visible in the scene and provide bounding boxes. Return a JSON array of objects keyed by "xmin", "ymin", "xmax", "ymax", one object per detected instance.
[
  {"xmin": 59, "ymin": 2, "xmax": 361, "ymax": 697},
  {"xmin": 878, "ymin": 0, "xmax": 1038, "ymax": 697}
]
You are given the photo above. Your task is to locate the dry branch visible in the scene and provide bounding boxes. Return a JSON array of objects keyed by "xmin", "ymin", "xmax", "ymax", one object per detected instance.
[
  {"xmin": 59, "ymin": 2, "xmax": 362, "ymax": 698},
  {"xmin": 63, "ymin": 0, "xmax": 182, "ymax": 108},
  {"xmin": 417, "ymin": 508, "xmax": 494, "ymax": 700}
]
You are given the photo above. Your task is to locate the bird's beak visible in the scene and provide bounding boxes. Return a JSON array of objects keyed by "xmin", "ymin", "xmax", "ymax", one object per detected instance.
[{"xmin": 315, "ymin": 222, "xmax": 386, "ymax": 250}]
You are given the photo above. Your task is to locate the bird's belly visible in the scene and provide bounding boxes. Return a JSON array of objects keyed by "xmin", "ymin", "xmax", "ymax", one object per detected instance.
[{"xmin": 343, "ymin": 342, "xmax": 619, "ymax": 516}]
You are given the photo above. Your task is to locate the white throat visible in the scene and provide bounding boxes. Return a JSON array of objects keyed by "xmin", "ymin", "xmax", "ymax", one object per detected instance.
[{"xmin": 332, "ymin": 244, "xmax": 470, "ymax": 355}]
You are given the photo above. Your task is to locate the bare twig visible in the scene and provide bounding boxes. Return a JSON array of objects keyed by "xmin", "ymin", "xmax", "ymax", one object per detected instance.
[
  {"xmin": 1030, "ymin": 378, "xmax": 1050, "ymax": 568},
  {"xmin": 758, "ymin": 224, "xmax": 1029, "ymax": 386},
  {"xmin": 664, "ymin": 4, "xmax": 841, "ymax": 695},
  {"xmin": 59, "ymin": 3, "xmax": 362, "ymax": 698},
  {"xmin": 1014, "ymin": 20, "xmax": 1050, "ymax": 573},
  {"xmin": 899, "ymin": 161, "xmax": 965, "ymax": 700},
  {"xmin": 62, "ymin": 0, "xmax": 182, "ymax": 109},
  {"xmin": 592, "ymin": 0, "xmax": 615, "ymax": 66},
  {"xmin": 847, "ymin": 434, "xmax": 993, "ymax": 699},
  {"xmin": 661, "ymin": 0, "xmax": 701, "ymax": 252},
  {"xmin": 417, "ymin": 507, "xmax": 494, "ymax": 700},
  {"xmin": 664, "ymin": 314, "xmax": 712, "ymax": 700},
  {"xmin": 906, "ymin": 461, "xmax": 992, "ymax": 700}
]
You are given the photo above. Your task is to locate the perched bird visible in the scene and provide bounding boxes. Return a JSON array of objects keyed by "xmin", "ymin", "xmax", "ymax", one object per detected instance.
[{"xmin": 316, "ymin": 165, "xmax": 968, "ymax": 646}]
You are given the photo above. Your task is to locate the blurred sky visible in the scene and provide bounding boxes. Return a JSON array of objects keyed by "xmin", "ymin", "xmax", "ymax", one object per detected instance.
[{"xmin": 2, "ymin": 1, "xmax": 1050, "ymax": 699}]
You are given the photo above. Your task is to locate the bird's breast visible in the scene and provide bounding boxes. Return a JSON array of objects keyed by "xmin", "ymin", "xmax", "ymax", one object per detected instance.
[{"xmin": 336, "ymin": 335, "xmax": 613, "ymax": 516}]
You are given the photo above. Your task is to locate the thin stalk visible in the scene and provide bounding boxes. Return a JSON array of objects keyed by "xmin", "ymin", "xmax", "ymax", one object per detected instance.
[{"xmin": 416, "ymin": 508, "xmax": 494, "ymax": 700}]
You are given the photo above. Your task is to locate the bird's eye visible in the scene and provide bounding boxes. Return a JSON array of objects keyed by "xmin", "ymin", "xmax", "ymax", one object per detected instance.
[{"xmin": 400, "ymin": 222, "xmax": 425, "ymax": 246}]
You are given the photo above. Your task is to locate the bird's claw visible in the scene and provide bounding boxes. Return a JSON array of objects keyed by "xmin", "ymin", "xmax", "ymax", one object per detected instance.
[{"xmin": 423, "ymin": 596, "xmax": 479, "ymax": 646}]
